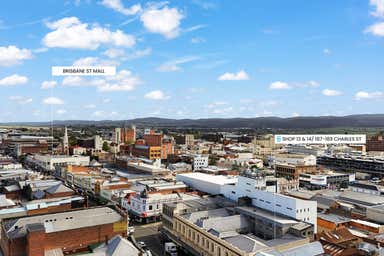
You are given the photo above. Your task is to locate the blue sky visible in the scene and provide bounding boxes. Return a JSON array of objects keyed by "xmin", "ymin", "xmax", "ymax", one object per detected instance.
[{"xmin": 1, "ymin": 0, "xmax": 384, "ymax": 122}]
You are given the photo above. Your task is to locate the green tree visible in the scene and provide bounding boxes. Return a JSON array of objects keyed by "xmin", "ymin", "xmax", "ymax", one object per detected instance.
[
  {"xmin": 102, "ymin": 141, "xmax": 110, "ymax": 151},
  {"xmin": 69, "ymin": 135, "xmax": 78, "ymax": 147}
]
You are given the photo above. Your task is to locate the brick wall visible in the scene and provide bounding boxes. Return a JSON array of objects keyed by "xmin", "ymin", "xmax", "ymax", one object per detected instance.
[{"xmin": 2, "ymin": 221, "xmax": 127, "ymax": 256}]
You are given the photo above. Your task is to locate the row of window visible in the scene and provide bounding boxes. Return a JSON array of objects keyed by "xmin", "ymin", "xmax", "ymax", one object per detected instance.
[{"xmin": 175, "ymin": 220, "xmax": 240, "ymax": 256}]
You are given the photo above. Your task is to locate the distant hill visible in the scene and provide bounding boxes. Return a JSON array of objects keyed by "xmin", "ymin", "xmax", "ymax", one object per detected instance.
[{"xmin": 2, "ymin": 114, "xmax": 384, "ymax": 129}]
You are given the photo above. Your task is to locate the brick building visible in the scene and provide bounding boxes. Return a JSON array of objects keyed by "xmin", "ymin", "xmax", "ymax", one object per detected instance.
[
  {"xmin": 121, "ymin": 126, "xmax": 136, "ymax": 144},
  {"xmin": 0, "ymin": 207, "xmax": 127, "ymax": 256},
  {"xmin": 367, "ymin": 135, "xmax": 384, "ymax": 152},
  {"xmin": 143, "ymin": 134, "xmax": 162, "ymax": 147},
  {"xmin": 275, "ymin": 164, "xmax": 317, "ymax": 180}
]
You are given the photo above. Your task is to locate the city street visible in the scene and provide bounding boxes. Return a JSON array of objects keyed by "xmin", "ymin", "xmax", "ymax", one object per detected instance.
[{"xmin": 134, "ymin": 222, "xmax": 163, "ymax": 256}]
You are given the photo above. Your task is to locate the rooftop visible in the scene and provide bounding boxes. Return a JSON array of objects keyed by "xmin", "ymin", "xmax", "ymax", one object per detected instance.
[
  {"xmin": 3, "ymin": 207, "xmax": 123, "ymax": 239},
  {"xmin": 176, "ymin": 172, "xmax": 238, "ymax": 185}
]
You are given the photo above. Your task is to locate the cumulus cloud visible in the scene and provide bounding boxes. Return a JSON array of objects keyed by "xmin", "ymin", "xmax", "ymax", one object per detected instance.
[
  {"xmin": 0, "ymin": 45, "xmax": 32, "ymax": 66},
  {"xmin": 140, "ymin": 5, "xmax": 184, "ymax": 39},
  {"xmin": 100, "ymin": 0, "xmax": 141, "ymax": 15},
  {"xmin": 370, "ymin": 0, "xmax": 384, "ymax": 17},
  {"xmin": 103, "ymin": 48, "xmax": 126, "ymax": 59},
  {"xmin": 61, "ymin": 69, "xmax": 141, "ymax": 92},
  {"xmin": 355, "ymin": 91, "xmax": 384, "ymax": 100},
  {"xmin": 0, "ymin": 74, "xmax": 28, "ymax": 86},
  {"xmin": 365, "ymin": 22, "xmax": 384, "ymax": 36},
  {"xmin": 144, "ymin": 90, "xmax": 170, "ymax": 100},
  {"xmin": 42, "ymin": 97, "xmax": 64, "ymax": 105},
  {"xmin": 269, "ymin": 80, "xmax": 319, "ymax": 90},
  {"xmin": 218, "ymin": 70, "xmax": 249, "ymax": 81},
  {"xmin": 9, "ymin": 96, "xmax": 32, "ymax": 104},
  {"xmin": 322, "ymin": 89, "xmax": 342, "ymax": 96},
  {"xmin": 41, "ymin": 80, "xmax": 57, "ymax": 89},
  {"xmin": 43, "ymin": 17, "xmax": 135, "ymax": 49},
  {"xmin": 269, "ymin": 81, "xmax": 291, "ymax": 90}
]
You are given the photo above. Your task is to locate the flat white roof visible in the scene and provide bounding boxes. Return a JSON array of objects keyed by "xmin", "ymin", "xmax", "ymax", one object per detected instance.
[{"xmin": 177, "ymin": 172, "xmax": 238, "ymax": 185}]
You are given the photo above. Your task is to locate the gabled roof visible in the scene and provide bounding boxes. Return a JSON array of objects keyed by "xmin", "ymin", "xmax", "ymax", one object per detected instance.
[
  {"xmin": 105, "ymin": 236, "xmax": 139, "ymax": 256},
  {"xmin": 45, "ymin": 183, "xmax": 73, "ymax": 194}
]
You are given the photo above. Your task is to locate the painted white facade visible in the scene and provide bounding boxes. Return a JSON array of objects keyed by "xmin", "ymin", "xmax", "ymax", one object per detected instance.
[
  {"xmin": 269, "ymin": 154, "xmax": 316, "ymax": 166},
  {"xmin": 31, "ymin": 154, "xmax": 90, "ymax": 171},
  {"xmin": 176, "ymin": 172, "xmax": 237, "ymax": 195},
  {"xmin": 284, "ymin": 145, "xmax": 326, "ymax": 156},
  {"xmin": 221, "ymin": 175, "xmax": 317, "ymax": 232},
  {"xmin": 177, "ymin": 172, "xmax": 317, "ymax": 232},
  {"xmin": 122, "ymin": 193, "xmax": 199, "ymax": 219},
  {"xmin": 193, "ymin": 155, "xmax": 209, "ymax": 170},
  {"xmin": 94, "ymin": 135, "xmax": 103, "ymax": 151}
]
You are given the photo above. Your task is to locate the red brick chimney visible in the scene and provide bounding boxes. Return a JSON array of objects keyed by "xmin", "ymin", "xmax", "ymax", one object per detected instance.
[{"xmin": 26, "ymin": 223, "xmax": 45, "ymax": 256}]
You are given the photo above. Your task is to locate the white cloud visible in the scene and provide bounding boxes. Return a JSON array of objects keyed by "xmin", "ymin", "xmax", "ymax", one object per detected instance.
[
  {"xmin": 365, "ymin": 22, "xmax": 384, "ymax": 36},
  {"xmin": 72, "ymin": 56, "xmax": 118, "ymax": 66},
  {"xmin": 92, "ymin": 110, "xmax": 119, "ymax": 118},
  {"xmin": 218, "ymin": 70, "xmax": 249, "ymax": 81},
  {"xmin": 56, "ymin": 109, "xmax": 67, "ymax": 115},
  {"xmin": 103, "ymin": 47, "xmax": 152, "ymax": 60},
  {"xmin": 103, "ymin": 98, "xmax": 111, "ymax": 103},
  {"xmin": 42, "ymin": 97, "xmax": 64, "ymax": 105},
  {"xmin": 140, "ymin": 5, "xmax": 184, "ymax": 39},
  {"xmin": 306, "ymin": 80, "xmax": 320, "ymax": 87},
  {"xmin": 370, "ymin": 0, "xmax": 384, "ymax": 17},
  {"xmin": 103, "ymin": 48, "xmax": 126, "ymax": 58},
  {"xmin": 100, "ymin": 0, "xmax": 141, "ymax": 15},
  {"xmin": 99, "ymin": 70, "xmax": 141, "ymax": 92},
  {"xmin": 184, "ymin": 24, "xmax": 207, "ymax": 33},
  {"xmin": 144, "ymin": 90, "xmax": 170, "ymax": 100},
  {"xmin": 41, "ymin": 80, "xmax": 57, "ymax": 89},
  {"xmin": 9, "ymin": 96, "xmax": 32, "ymax": 104},
  {"xmin": 0, "ymin": 45, "xmax": 32, "ymax": 66},
  {"xmin": 0, "ymin": 74, "xmax": 28, "ymax": 86},
  {"xmin": 126, "ymin": 48, "xmax": 152, "ymax": 60},
  {"xmin": 84, "ymin": 104, "xmax": 96, "ymax": 109},
  {"xmin": 212, "ymin": 107, "xmax": 234, "ymax": 115},
  {"xmin": 323, "ymin": 48, "xmax": 331, "ymax": 55},
  {"xmin": 322, "ymin": 89, "xmax": 342, "ymax": 96},
  {"xmin": 61, "ymin": 69, "xmax": 141, "ymax": 92},
  {"xmin": 291, "ymin": 112, "xmax": 300, "ymax": 117},
  {"xmin": 269, "ymin": 81, "xmax": 291, "ymax": 90},
  {"xmin": 157, "ymin": 56, "xmax": 199, "ymax": 72},
  {"xmin": 43, "ymin": 17, "xmax": 135, "ymax": 49},
  {"xmin": 355, "ymin": 91, "xmax": 384, "ymax": 100}
]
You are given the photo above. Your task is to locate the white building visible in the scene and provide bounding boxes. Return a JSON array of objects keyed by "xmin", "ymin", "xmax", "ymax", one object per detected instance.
[
  {"xmin": 284, "ymin": 145, "xmax": 326, "ymax": 156},
  {"xmin": 193, "ymin": 155, "xmax": 209, "ymax": 170},
  {"xmin": 28, "ymin": 154, "xmax": 90, "ymax": 171},
  {"xmin": 112, "ymin": 128, "xmax": 121, "ymax": 144},
  {"xmin": 122, "ymin": 192, "xmax": 199, "ymax": 222},
  {"xmin": 176, "ymin": 172, "xmax": 237, "ymax": 195},
  {"xmin": 221, "ymin": 175, "xmax": 317, "ymax": 232},
  {"xmin": 94, "ymin": 135, "xmax": 103, "ymax": 151},
  {"xmin": 269, "ymin": 154, "xmax": 316, "ymax": 166},
  {"xmin": 176, "ymin": 172, "xmax": 317, "ymax": 232}
]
